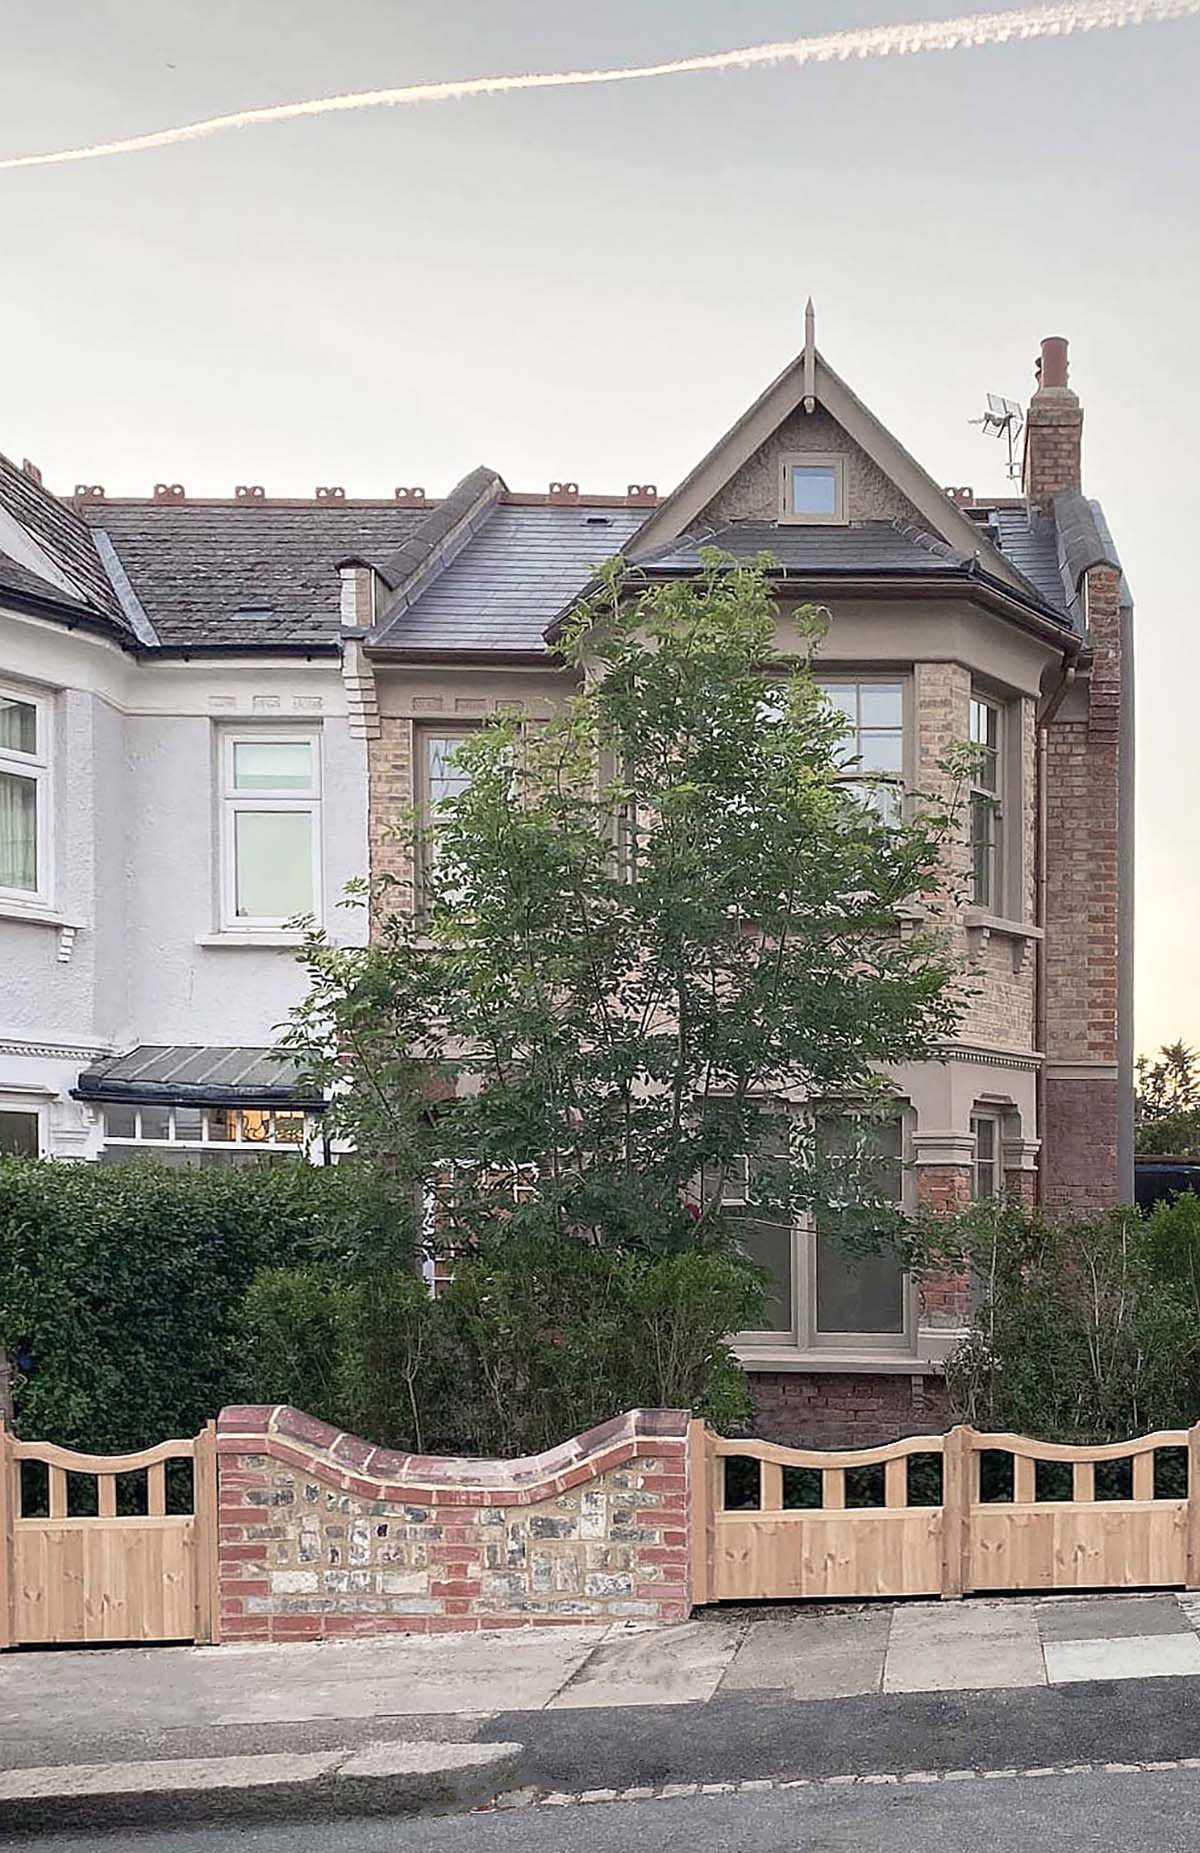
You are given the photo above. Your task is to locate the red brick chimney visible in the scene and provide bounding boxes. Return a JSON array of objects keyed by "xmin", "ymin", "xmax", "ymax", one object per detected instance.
[{"xmin": 1023, "ymin": 335, "xmax": 1083, "ymax": 508}]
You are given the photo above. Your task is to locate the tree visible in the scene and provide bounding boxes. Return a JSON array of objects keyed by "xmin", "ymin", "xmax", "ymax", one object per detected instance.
[
  {"xmin": 283, "ymin": 553, "xmax": 965, "ymax": 1266},
  {"xmin": 1136, "ymin": 1041, "xmax": 1200, "ymax": 1156}
]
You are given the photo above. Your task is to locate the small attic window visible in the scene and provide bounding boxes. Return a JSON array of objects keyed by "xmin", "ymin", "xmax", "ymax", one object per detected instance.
[
  {"xmin": 234, "ymin": 605, "xmax": 275, "ymax": 621},
  {"xmin": 584, "ymin": 515, "xmax": 613, "ymax": 527},
  {"xmin": 780, "ymin": 454, "xmax": 846, "ymax": 526}
]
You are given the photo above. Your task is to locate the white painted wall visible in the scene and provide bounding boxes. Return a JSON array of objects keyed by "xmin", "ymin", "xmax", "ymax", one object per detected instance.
[{"xmin": 0, "ymin": 604, "xmax": 369, "ymax": 1157}]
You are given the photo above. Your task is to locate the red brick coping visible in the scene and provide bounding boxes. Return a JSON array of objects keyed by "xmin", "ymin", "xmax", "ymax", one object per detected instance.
[{"xmin": 216, "ymin": 1403, "xmax": 690, "ymax": 1503}]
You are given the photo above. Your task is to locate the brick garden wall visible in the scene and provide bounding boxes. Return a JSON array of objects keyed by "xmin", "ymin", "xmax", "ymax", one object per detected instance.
[
  {"xmin": 748, "ymin": 1371, "xmax": 951, "ymax": 1449},
  {"xmin": 216, "ymin": 1405, "xmax": 691, "ymax": 1642}
]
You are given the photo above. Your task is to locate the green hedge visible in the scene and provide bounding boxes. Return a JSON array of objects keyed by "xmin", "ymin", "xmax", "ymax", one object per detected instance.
[
  {"xmin": 0, "ymin": 1158, "xmax": 411, "ymax": 1450},
  {"xmin": 239, "ymin": 1235, "xmax": 765, "ymax": 1457}
]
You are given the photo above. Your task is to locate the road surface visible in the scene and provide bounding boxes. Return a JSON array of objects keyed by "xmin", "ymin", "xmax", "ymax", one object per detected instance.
[{"xmin": 16, "ymin": 1766, "xmax": 1200, "ymax": 1851}]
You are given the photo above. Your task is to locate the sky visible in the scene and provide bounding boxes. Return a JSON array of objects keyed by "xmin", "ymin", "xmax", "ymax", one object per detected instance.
[{"xmin": 1, "ymin": 0, "xmax": 1197, "ymax": 1056}]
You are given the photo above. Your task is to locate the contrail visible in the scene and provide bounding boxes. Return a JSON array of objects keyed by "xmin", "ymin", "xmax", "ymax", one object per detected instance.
[{"xmin": 1, "ymin": 0, "xmax": 1196, "ymax": 173}]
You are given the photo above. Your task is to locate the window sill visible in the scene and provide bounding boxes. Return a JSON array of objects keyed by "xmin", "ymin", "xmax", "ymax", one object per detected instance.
[
  {"xmin": 0, "ymin": 900, "xmax": 74, "ymax": 929},
  {"xmin": 735, "ymin": 1346, "xmax": 944, "ymax": 1377},
  {"xmin": 963, "ymin": 909, "xmax": 1043, "ymax": 974},
  {"xmin": 195, "ymin": 931, "xmax": 308, "ymax": 949}
]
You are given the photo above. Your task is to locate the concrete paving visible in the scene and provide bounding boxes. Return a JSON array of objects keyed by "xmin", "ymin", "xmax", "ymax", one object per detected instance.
[
  {"xmin": 1036, "ymin": 1593, "xmax": 1190, "ymax": 1640},
  {"xmin": 1043, "ymin": 1631, "xmax": 1200, "ymax": 1684},
  {"xmin": 0, "ymin": 1740, "xmax": 524, "ymax": 1835},
  {"xmin": 720, "ymin": 1610, "xmax": 890, "ymax": 1699},
  {"xmin": 884, "ymin": 1599, "xmax": 1045, "ymax": 1693},
  {"xmin": 13, "ymin": 1590, "xmax": 1200, "ymax": 1769},
  {"xmin": 547, "ymin": 1620, "xmax": 740, "ymax": 1709}
]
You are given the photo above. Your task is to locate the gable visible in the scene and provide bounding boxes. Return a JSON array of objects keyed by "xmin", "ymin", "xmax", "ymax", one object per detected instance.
[
  {"xmin": 627, "ymin": 329, "xmax": 1030, "ymax": 598},
  {"xmin": 699, "ymin": 403, "xmax": 926, "ymax": 530}
]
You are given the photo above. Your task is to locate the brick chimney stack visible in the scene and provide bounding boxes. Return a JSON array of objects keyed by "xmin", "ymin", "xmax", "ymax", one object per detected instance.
[{"xmin": 1023, "ymin": 334, "xmax": 1083, "ymax": 508}]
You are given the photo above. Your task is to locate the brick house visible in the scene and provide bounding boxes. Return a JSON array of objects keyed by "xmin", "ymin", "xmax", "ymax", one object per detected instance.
[
  {"xmin": 352, "ymin": 327, "xmax": 1133, "ymax": 1444},
  {"xmin": 0, "ymin": 325, "xmax": 1132, "ymax": 1445}
]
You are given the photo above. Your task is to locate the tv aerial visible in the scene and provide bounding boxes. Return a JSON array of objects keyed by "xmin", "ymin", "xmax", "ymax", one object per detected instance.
[{"xmin": 970, "ymin": 393, "xmax": 1024, "ymax": 482}]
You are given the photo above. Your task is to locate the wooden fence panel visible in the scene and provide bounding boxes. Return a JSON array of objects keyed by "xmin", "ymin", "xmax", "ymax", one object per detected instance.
[
  {"xmin": 0, "ymin": 1426, "xmax": 217, "ymax": 1649},
  {"xmin": 691, "ymin": 1422, "xmax": 1200, "ymax": 1605}
]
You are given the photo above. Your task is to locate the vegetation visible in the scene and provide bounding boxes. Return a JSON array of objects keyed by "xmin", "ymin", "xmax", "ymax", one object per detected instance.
[
  {"xmin": 919, "ymin": 1193, "xmax": 1200, "ymax": 1442},
  {"xmin": 239, "ymin": 1239, "xmax": 763, "ymax": 1456},
  {"xmin": 0, "ymin": 1156, "xmax": 408, "ymax": 1449},
  {"xmin": 1136, "ymin": 1039, "xmax": 1200, "ymax": 1156},
  {"xmin": 283, "ymin": 553, "xmax": 964, "ymax": 1267}
]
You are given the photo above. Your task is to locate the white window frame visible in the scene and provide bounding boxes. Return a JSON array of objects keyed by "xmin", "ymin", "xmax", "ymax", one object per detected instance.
[
  {"xmin": 971, "ymin": 1110, "xmax": 1002, "ymax": 1200},
  {"xmin": 416, "ymin": 725, "xmax": 478, "ymax": 901},
  {"xmin": 968, "ymin": 692, "xmax": 1003, "ymax": 912},
  {"xmin": 220, "ymin": 731, "xmax": 321, "ymax": 932},
  {"xmin": 0, "ymin": 1094, "xmax": 47, "ymax": 1157},
  {"xmin": 101, "ymin": 1102, "xmax": 316, "ymax": 1160},
  {"xmin": 734, "ymin": 1109, "xmax": 916, "ymax": 1359},
  {"xmin": 816, "ymin": 675, "xmax": 909, "ymax": 826},
  {"xmin": 0, "ymin": 684, "xmax": 51, "ymax": 909},
  {"xmin": 779, "ymin": 451, "xmax": 847, "ymax": 525}
]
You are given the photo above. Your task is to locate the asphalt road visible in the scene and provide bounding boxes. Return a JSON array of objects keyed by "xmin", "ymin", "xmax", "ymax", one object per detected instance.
[{"xmin": 15, "ymin": 1767, "xmax": 1200, "ymax": 1852}]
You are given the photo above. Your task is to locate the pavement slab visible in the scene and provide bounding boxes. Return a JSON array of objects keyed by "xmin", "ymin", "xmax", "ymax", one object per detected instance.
[
  {"xmin": 1044, "ymin": 1632, "xmax": 1200, "ymax": 1685},
  {"xmin": 719, "ymin": 1609, "xmax": 890, "ymax": 1700},
  {"xmin": 884, "ymin": 1600, "xmax": 1045, "ymax": 1693},
  {"xmin": 1037, "ymin": 1595, "xmax": 1190, "ymax": 1641},
  {"xmin": 547, "ymin": 1620, "xmax": 743, "ymax": 1709}
]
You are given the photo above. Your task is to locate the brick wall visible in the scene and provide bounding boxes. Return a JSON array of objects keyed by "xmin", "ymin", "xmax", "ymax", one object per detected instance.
[
  {"xmin": 216, "ymin": 1405, "xmax": 691, "ymax": 1641},
  {"xmin": 1042, "ymin": 563, "xmax": 1124, "ymax": 1208},
  {"xmin": 368, "ymin": 714, "xmax": 415, "ymax": 900},
  {"xmin": 1042, "ymin": 1074, "xmax": 1121, "ymax": 1215},
  {"xmin": 749, "ymin": 1371, "xmax": 951, "ymax": 1448}
]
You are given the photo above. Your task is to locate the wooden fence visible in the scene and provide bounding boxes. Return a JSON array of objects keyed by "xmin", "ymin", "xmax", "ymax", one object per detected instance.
[
  {"xmin": 690, "ymin": 1421, "xmax": 1200, "ymax": 1604},
  {"xmin": 0, "ymin": 1424, "xmax": 219, "ymax": 1648}
]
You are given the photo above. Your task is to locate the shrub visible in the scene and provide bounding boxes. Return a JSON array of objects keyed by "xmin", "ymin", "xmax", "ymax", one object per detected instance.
[
  {"xmin": 236, "ymin": 1235, "xmax": 765, "ymax": 1456},
  {"xmin": 0, "ymin": 1157, "xmax": 412, "ymax": 1449},
  {"xmin": 926, "ymin": 1195, "xmax": 1200, "ymax": 1441}
]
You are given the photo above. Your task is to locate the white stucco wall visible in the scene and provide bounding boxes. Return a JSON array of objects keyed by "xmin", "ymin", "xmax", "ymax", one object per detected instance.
[{"xmin": 0, "ymin": 602, "xmax": 368, "ymax": 1157}]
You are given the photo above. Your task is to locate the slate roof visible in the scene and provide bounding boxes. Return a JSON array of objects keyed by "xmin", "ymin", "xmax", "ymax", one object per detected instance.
[
  {"xmin": 987, "ymin": 507, "xmax": 1071, "ymax": 615},
  {"xmin": 370, "ymin": 503, "xmax": 646, "ymax": 654},
  {"xmin": 78, "ymin": 503, "xmax": 432, "ymax": 649},
  {"xmin": 74, "ymin": 1044, "xmax": 323, "ymax": 1105},
  {"xmin": 640, "ymin": 519, "xmax": 968, "ymax": 574},
  {"xmin": 0, "ymin": 452, "xmax": 126, "ymax": 626},
  {"xmin": 0, "ymin": 549, "xmax": 97, "ymax": 614}
]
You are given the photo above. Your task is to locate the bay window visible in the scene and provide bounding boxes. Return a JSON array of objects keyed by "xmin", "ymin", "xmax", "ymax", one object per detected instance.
[
  {"xmin": 969, "ymin": 694, "xmax": 1002, "ymax": 910},
  {"xmin": 0, "ymin": 687, "xmax": 48, "ymax": 905},
  {"xmin": 221, "ymin": 733, "xmax": 320, "ymax": 929},
  {"xmin": 733, "ymin": 1108, "xmax": 913, "ymax": 1356},
  {"xmin": 819, "ymin": 679, "xmax": 905, "ymax": 825}
]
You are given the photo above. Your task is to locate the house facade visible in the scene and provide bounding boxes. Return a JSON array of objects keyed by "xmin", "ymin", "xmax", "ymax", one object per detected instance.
[
  {"xmin": 0, "ymin": 326, "xmax": 1132, "ymax": 1445},
  {"xmin": 0, "ymin": 467, "xmax": 374, "ymax": 1165}
]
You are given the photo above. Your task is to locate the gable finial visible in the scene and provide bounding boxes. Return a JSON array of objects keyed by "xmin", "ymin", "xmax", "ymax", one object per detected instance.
[{"xmin": 803, "ymin": 297, "xmax": 816, "ymax": 413}]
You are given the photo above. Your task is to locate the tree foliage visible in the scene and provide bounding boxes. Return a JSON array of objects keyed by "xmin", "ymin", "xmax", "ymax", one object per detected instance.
[
  {"xmin": 283, "ymin": 554, "xmax": 965, "ymax": 1266},
  {"xmin": 1136, "ymin": 1040, "xmax": 1200, "ymax": 1156},
  {"xmin": 917, "ymin": 1195, "xmax": 1200, "ymax": 1441}
]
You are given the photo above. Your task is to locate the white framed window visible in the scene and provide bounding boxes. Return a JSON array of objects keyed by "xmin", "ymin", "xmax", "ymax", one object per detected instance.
[
  {"xmin": 779, "ymin": 452, "xmax": 846, "ymax": 525},
  {"xmin": 0, "ymin": 686, "xmax": 50, "ymax": 907},
  {"xmin": 0, "ymin": 1105, "xmax": 42, "ymax": 1157},
  {"xmin": 733, "ymin": 1109, "xmax": 914, "ymax": 1356},
  {"xmin": 971, "ymin": 1112, "xmax": 1001, "ymax": 1200},
  {"xmin": 220, "ymin": 733, "xmax": 321, "ymax": 930},
  {"xmin": 417, "ymin": 728, "xmax": 477, "ymax": 899},
  {"xmin": 819, "ymin": 679, "xmax": 906, "ymax": 826},
  {"xmin": 969, "ymin": 694, "xmax": 1002, "ymax": 910},
  {"xmin": 100, "ymin": 1102, "xmax": 315, "ymax": 1168}
]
